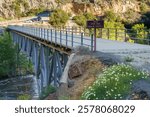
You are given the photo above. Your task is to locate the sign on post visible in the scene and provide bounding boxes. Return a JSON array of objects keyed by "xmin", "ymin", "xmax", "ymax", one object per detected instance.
[
  {"xmin": 86, "ymin": 19, "xmax": 104, "ymax": 52},
  {"xmin": 86, "ymin": 20, "xmax": 104, "ymax": 28}
]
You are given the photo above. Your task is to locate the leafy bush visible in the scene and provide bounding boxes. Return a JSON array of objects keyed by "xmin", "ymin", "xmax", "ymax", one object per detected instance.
[
  {"xmin": 0, "ymin": 32, "xmax": 17, "ymax": 78},
  {"xmin": 73, "ymin": 12, "xmax": 96, "ymax": 27},
  {"xmin": 73, "ymin": 15, "xmax": 87, "ymax": 27},
  {"xmin": 0, "ymin": 32, "xmax": 33, "ymax": 78},
  {"xmin": 17, "ymin": 94, "xmax": 31, "ymax": 100},
  {"xmin": 81, "ymin": 64, "xmax": 149, "ymax": 100},
  {"xmin": 40, "ymin": 85, "xmax": 56, "ymax": 99},
  {"xmin": 140, "ymin": 3, "xmax": 148, "ymax": 13},
  {"xmin": 124, "ymin": 56, "xmax": 134, "ymax": 62},
  {"xmin": 11, "ymin": 0, "xmax": 21, "ymax": 18},
  {"xmin": 104, "ymin": 10, "xmax": 118, "ymax": 22},
  {"xmin": 25, "ymin": 7, "xmax": 46, "ymax": 17},
  {"xmin": 0, "ymin": 17, "xmax": 6, "ymax": 21},
  {"xmin": 17, "ymin": 53, "xmax": 34, "ymax": 75},
  {"xmin": 84, "ymin": 12, "xmax": 96, "ymax": 20},
  {"xmin": 123, "ymin": 9, "xmax": 139, "ymax": 24},
  {"xmin": 49, "ymin": 9, "xmax": 69, "ymax": 27},
  {"xmin": 131, "ymin": 23, "xmax": 148, "ymax": 44}
]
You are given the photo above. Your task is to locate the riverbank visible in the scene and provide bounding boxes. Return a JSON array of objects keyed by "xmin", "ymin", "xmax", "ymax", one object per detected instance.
[{"xmin": 0, "ymin": 75, "xmax": 39, "ymax": 100}]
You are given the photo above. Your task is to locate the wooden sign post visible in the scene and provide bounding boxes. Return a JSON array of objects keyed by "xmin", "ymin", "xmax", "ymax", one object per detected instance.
[{"xmin": 87, "ymin": 19, "xmax": 104, "ymax": 51}]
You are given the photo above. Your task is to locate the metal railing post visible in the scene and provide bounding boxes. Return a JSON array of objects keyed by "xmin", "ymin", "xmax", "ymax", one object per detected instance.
[
  {"xmin": 55, "ymin": 30, "xmax": 57, "ymax": 44},
  {"xmin": 115, "ymin": 29, "xmax": 117, "ymax": 40},
  {"xmin": 42, "ymin": 28, "xmax": 44, "ymax": 39},
  {"xmin": 35, "ymin": 27, "xmax": 37, "ymax": 37},
  {"xmin": 91, "ymin": 34, "xmax": 94, "ymax": 52},
  {"xmin": 46, "ymin": 29, "xmax": 48, "ymax": 40},
  {"xmin": 48, "ymin": 29, "xmax": 51, "ymax": 41},
  {"xmin": 147, "ymin": 30, "xmax": 150, "ymax": 45},
  {"xmin": 66, "ymin": 31, "xmax": 68, "ymax": 47},
  {"xmin": 71, "ymin": 32, "xmax": 73, "ymax": 47},
  {"xmin": 107, "ymin": 28, "xmax": 110, "ymax": 39},
  {"xmin": 40, "ymin": 28, "xmax": 42, "ymax": 38},
  {"xmin": 81, "ymin": 32, "xmax": 83, "ymax": 46},
  {"xmin": 60, "ymin": 30, "xmax": 62, "ymax": 46},
  {"xmin": 51, "ymin": 29, "xmax": 52, "ymax": 43},
  {"xmin": 44, "ymin": 28, "xmax": 46, "ymax": 39}
]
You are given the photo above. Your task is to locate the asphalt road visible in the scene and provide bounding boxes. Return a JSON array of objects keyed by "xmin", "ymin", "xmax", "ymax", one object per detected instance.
[{"xmin": 96, "ymin": 38, "xmax": 150, "ymax": 53}]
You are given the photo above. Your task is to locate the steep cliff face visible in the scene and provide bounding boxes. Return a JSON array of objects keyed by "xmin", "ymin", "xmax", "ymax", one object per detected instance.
[
  {"xmin": 0, "ymin": 0, "xmax": 57, "ymax": 18},
  {"xmin": 60, "ymin": 0, "xmax": 149, "ymax": 23},
  {"xmin": 61, "ymin": 0, "xmax": 141, "ymax": 15},
  {"xmin": 0, "ymin": 0, "xmax": 149, "ymax": 19}
]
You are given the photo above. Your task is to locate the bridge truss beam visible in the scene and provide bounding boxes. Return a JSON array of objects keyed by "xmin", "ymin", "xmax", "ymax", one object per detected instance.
[{"xmin": 11, "ymin": 32, "xmax": 68, "ymax": 94}]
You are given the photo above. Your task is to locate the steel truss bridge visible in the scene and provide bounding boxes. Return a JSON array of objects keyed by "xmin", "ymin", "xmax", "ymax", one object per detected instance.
[{"xmin": 8, "ymin": 25, "xmax": 94, "ymax": 94}]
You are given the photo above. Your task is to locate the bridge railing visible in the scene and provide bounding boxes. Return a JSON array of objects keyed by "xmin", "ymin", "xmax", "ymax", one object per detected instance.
[
  {"xmin": 8, "ymin": 25, "xmax": 95, "ymax": 51},
  {"xmin": 98, "ymin": 28, "xmax": 150, "ymax": 45},
  {"xmin": 59, "ymin": 26, "xmax": 150, "ymax": 45}
]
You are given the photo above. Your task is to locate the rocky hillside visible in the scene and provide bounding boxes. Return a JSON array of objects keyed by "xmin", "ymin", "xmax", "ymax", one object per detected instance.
[
  {"xmin": 0, "ymin": 0, "xmax": 57, "ymax": 18},
  {"xmin": 0, "ymin": 0, "xmax": 150, "ymax": 21}
]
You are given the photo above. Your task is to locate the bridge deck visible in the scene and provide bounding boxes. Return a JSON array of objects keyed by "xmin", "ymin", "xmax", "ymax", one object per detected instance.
[
  {"xmin": 8, "ymin": 26, "xmax": 94, "ymax": 53},
  {"xmin": 8, "ymin": 25, "xmax": 150, "ymax": 54}
]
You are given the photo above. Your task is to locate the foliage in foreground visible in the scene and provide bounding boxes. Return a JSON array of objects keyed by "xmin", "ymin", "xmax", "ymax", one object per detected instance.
[
  {"xmin": 17, "ymin": 94, "xmax": 31, "ymax": 100},
  {"xmin": 40, "ymin": 85, "xmax": 56, "ymax": 99},
  {"xmin": 0, "ymin": 32, "xmax": 17, "ymax": 78},
  {"xmin": 0, "ymin": 32, "xmax": 33, "ymax": 78},
  {"xmin": 81, "ymin": 64, "xmax": 149, "ymax": 100}
]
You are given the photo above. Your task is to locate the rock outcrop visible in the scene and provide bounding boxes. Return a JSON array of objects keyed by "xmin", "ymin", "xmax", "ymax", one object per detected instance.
[
  {"xmin": 0, "ymin": 0, "xmax": 148, "ymax": 19},
  {"xmin": 0, "ymin": 0, "xmax": 57, "ymax": 18}
]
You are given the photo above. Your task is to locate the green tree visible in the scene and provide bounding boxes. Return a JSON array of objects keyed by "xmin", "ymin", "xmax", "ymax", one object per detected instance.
[
  {"xmin": 84, "ymin": 12, "xmax": 96, "ymax": 20},
  {"xmin": 0, "ymin": 32, "xmax": 34, "ymax": 78},
  {"xmin": 131, "ymin": 23, "xmax": 147, "ymax": 44},
  {"xmin": 73, "ymin": 14, "xmax": 87, "ymax": 27},
  {"xmin": 11, "ymin": 1, "xmax": 21, "ymax": 18},
  {"xmin": 104, "ymin": 10, "xmax": 118, "ymax": 22},
  {"xmin": 73, "ymin": 12, "xmax": 96, "ymax": 27},
  {"xmin": 49, "ymin": 9, "xmax": 69, "ymax": 27},
  {"xmin": 0, "ymin": 32, "xmax": 16, "ymax": 78}
]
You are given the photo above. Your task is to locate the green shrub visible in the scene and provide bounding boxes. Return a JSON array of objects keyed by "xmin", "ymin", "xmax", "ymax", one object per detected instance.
[
  {"xmin": 0, "ymin": 32, "xmax": 17, "ymax": 78},
  {"xmin": 81, "ymin": 64, "xmax": 149, "ymax": 100},
  {"xmin": 124, "ymin": 56, "xmax": 134, "ymax": 62},
  {"xmin": 11, "ymin": 1, "xmax": 21, "ymax": 18},
  {"xmin": 84, "ymin": 12, "xmax": 96, "ymax": 20},
  {"xmin": 40, "ymin": 85, "xmax": 56, "ymax": 99},
  {"xmin": 73, "ymin": 15, "xmax": 87, "ymax": 27},
  {"xmin": 104, "ymin": 10, "xmax": 118, "ymax": 22},
  {"xmin": 25, "ymin": 7, "xmax": 45, "ymax": 16},
  {"xmin": 17, "ymin": 94, "xmax": 31, "ymax": 100},
  {"xmin": 17, "ymin": 53, "xmax": 34, "ymax": 75},
  {"xmin": 123, "ymin": 9, "xmax": 139, "ymax": 24},
  {"xmin": 140, "ymin": 3, "xmax": 148, "ymax": 13},
  {"xmin": 0, "ymin": 17, "xmax": 6, "ymax": 21},
  {"xmin": 0, "ymin": 32, "xmax": 34, "ymax": 78},
  {"xmin": 131, "ymin": 23, "xmax": 147, "ymax": 44},
  {"xmin": 73, "ymin": 12, "xmax": 96, "ymax": 27},
  {"xmin": 49, "ymin": 9, "xmax": 69, "ymax": 27}
]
